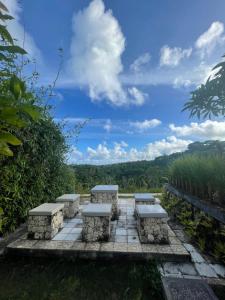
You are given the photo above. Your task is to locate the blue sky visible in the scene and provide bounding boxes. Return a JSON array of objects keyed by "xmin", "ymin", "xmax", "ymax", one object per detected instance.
[{"xmin": 4, "ymin": 0, "xmax": 225, "ymax": 164}]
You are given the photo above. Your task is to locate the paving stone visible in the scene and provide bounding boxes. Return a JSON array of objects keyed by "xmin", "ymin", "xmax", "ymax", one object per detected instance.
[
  {"xmin": 113, "ymin": 242, "xmax": 128, "ymax": 252},
  {"xmin": 115, "ymin": 228, "xmax": 127, "ymax": 236},
  {"xmin": 195, "ymin": 263, "xmax": 218, "ymax": 278},
  {"xmin": 169, "ymin": 236, "xmax": 182, "ymax": 245},
  {"xmin": 184, "ymin": 243, "xmax": 196, "ymax": 253},
  {"xmin": 157, "ymin": 245, "xmax": 173, "ymax": 254},
  {"xmin": 178, "ymin": 263, "xmax": 198, "ymax": 276},
  {"xmin": 128, "ymin": 235, "xmax": 139, "ymax": 243},
  {"xmin": 85, "ymin": 242, "xmax": 100, "ymax": 251},
  {"xmin": 142, "ymin": 244, "xmax": 158, "ymax": 253},
  {"xmin": 190, "ymin": 251, "xmax": 205, "ymax": 263},
  {"xmin": 70, "ymin": 228, "xmax": 82, "ymax": 234},
  {"xmin": 127, "ymin": 229, "xmax": 138, "ymax": 236},
  {"xmin": 163, "ymin": 262, "xmax": 181, "ymax": 275},
  {"xmin": 71, "ymin": 242, "xmax": 86, "ymax": 251},
  {"xmin": 127, "ymin": 243, "xmax": 142, "ymax": 253},
  {"xmin": 210, "ymin": 264, "xmax": 225, "ymax": 278},
  {"xmin": 115, "ymin": 235, "xmax": 127, "ymax": 243},
  {"xmin": 52, "ymin": 233, "xmax": 67, "ymax": 241},
  {"xmin": 100, "ymin": 242, "xmax": 114, "ymax": 252},
  {"xmin": 162, "ymin": 278, "xmax": 218, "ymax": 300},
  {"xmin": 60, "ymin": 228, "xmax": 72, "ymax": 234}
]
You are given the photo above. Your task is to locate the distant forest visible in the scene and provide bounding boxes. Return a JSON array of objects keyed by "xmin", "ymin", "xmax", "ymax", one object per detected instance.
[{"xmin": 72, "ymin": 140, "xmax": 225, "ymax": 193}]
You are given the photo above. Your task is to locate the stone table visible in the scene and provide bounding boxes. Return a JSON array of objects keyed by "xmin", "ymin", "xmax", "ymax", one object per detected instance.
[
  {"xmin": 56, "ymin": 194, "xmax": 80, "ymax": 218},
  {"xmin": 82, "ymin": 203, "xmax": 112, "ymax": 242},
  {"xmin": 134, "ymin": 193, "xmax": 156, "ymax": 205},
  {"xmin": 136, "ymin": 204, "xmax": 169, "ymax": 244},
  {"xmin": 28, "ymin": 203, "xmax": 64, "ymax": 240},
  {"xmin": 91, "ymin": 185, "xmax": 119, "ymax": 219}
]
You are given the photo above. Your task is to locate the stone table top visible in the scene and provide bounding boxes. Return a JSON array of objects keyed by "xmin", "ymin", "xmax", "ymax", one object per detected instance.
[
  {"xmin": 136, "ymin": 204, "xmax": 168, "ymax": 218},
  {"xmin": 82, "ymin": 203, "xmax": 112, "ymax": 217},
  {"xmin": 56, "ymin": 194, "xmax": 80, "ymax": 202},
  {"xmin": 134, "ymin": 193, "xmax": 155, "ymax": 202},
  {"xmin": 91, "ymin": 185, "xmax": 119, "ymax": 192},
  {"xmin": 29, "ymin": 203, "xmax": 64, "ymax": 216}
]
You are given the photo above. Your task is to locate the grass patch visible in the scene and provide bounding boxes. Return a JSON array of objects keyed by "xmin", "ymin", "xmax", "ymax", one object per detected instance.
[{"xmin": 0, "ymin": 256, "xmax": 163, "ymax": 300}]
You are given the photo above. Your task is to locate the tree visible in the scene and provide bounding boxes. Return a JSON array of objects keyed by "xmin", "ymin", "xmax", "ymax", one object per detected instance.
[
  {"xmin": 0, "ymin": 1, "xmax": 40, "ymax": 156},
  {"xmin": 183, "ymin": 54, "xmax": 225, "ymax": 118}
]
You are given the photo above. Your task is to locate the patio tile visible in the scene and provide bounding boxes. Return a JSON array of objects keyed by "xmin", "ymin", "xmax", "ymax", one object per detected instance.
[
  {"xmin": 128, "ymin": 235, "xmax": 139, "ymax": 243},
  {"xmin": 52, "ymin": 233, "xmax": 67, "ymax": 241},
  {"xmin": 60, "ymin": 228, "xmax": 72, "ymax": 234},
  {"xmin": 127, "ymin": 243, "xmax": 142, "ymax": 253},
  {"xmin": 115, "ymin": 235, "xmax": 127, "ymax": 243},
  {"xmin": 70, "ymin": 227, "xmax": 82, "ymax": 234},
  {"xmin": 113, "ymin": 242, "xmax": 128, "ymax": 252},
  {"xmin": 127, "ymin": 229, "xmax": 138, "ymax": 236},
  {"xmin": 116, "ymin": 229, "xmax": 127, "ymax": 236}
]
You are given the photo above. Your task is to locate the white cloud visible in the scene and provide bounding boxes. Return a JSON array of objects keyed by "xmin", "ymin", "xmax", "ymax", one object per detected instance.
[
  {"xmin": 130, "ymin": 52, "xmax": 151, "ymax": 72},
  {"xmin": 67, "ymin": 0, "xmax": 147, "ymax": 106},
  {"xmin": 170, "ymin": 120, "xmax": 225, "ymax": 140},
  {"xmin": 160, "ymin": 46, "xmax": 192, "ymax": 67},
  {"xmin": 195, "ymin": 22, "xmax": 225, "ymax": 58},
  {"xmin": 1, "ymin": 0, "xmax": 42, "ymax": 62},
  {"xmin": 68, "ymin": 136, "xmax": 191, "ymax": 164},
  {"xmin": 129, "ymin": 119, "xmax": 161, "ymax": 132},
  {"xmin": 127, "ymin": 87, "xmax": 148, "ymax": 106},
  {"xmin": 67, "ymin": 146, "xmax": 83, "ymax": 164},
  {"xmin": 104, "ymin": 119, "xmax": 112, "ymax": 133}
]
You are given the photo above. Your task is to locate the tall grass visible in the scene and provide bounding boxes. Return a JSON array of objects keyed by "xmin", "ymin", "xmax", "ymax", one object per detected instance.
[{"xmin": 169, "ymin": 154, "xmax": 225, "ymax": 205}]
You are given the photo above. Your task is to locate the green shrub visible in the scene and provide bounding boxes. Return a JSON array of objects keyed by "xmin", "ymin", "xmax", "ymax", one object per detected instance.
[{"xmin": 169, "ymin": 154, "xmax": 225, "ymax": 206}]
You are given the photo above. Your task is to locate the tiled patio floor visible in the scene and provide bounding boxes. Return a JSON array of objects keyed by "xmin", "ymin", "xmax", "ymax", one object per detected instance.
[{"xmin": 7, "ymin": 199, "xmax": 190, "ymax": 261}]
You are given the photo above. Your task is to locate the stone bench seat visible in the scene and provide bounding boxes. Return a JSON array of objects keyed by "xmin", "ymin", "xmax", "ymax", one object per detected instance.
[
  {"xmin": 136, "ymin": 204, "xmax": 169, "ymax": 244},
  {"xmin": 82, "ymin": 203, "xmax": 112, "ymax": 242},
  {"xmin": 134, "ymin": 193, "xmax": 156, "ymax": 205},
  {"xmin": 91, "ymin": 185, "xmax": 119, "ymax": 219},
  {"xmin": 56, "ymin": 194, "xmax": 80, "ymax": 218},
  {"xmin": 28, "ymin": 203, "xmax": 64, "ymax": 240}
]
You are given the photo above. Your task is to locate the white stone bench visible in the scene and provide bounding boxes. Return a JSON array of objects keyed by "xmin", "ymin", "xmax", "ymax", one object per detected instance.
[
  {"xmin": 136, "ymin": 204, "xmax": 169, "ymax": 244},
  {"xmin": 28, "ymin": 203, "xmax": 64, "ymax": 240},
  {"xmin": 134, "ymin": 193, "xmax": 156, "ymax": 205},
  {"xmin": 91, "ymin": 185, "xmax": 119, "ymax": 219},
  {"xmin": 56, "ymin": 194, "xmax": 80, "ymax": 218},
  {"xmin": 82, "ymin": 203, "xmax": 112, "ymax": 242}
]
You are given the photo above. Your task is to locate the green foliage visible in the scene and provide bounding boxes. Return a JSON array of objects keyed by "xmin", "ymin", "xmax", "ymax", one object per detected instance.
[
  {"xmin": 161, "ymin": 193, "xmax": 225, "ymax": 263},
  {"xmin": 168, "ymin": 154, "xmax": 225, "ymax": 206},
  {"xmin": 183, "ymin": 54, "xmax": 225, "ymax": 118},
  {"xmin": 0, "ymin": 1, "xmax": 76, "ymax": 235},
  {"xmin": 0, "ymin": 118, "xmax": 76, "ymax": 234},
  {"xmin": 0, "ymin": 3, "xmax": 40, "ymax": 157}
]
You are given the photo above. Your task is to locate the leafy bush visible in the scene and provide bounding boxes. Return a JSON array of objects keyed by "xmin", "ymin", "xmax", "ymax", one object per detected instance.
[
  {"xmin": 161, "ymin": 193, "xmax": 225, "ymax": 263},
  {"xmin": 168, "ymin": 154, "xmax": 225, "ymax": 206},
  {"xmin": 0, "ymin": 2, "xmax": 76, "ymax": 235}
]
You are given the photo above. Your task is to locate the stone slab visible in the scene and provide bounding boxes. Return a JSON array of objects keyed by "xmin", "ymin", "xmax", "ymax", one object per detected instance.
[
  {"xmin": 162, "ymin": 278, "xmax": 218, "ymax": 300},
  {"xmin": 91, "ymin": 185, "xmax": 118, "ymax": 192},
  {"xmin": 82, "ymin": 203, "xmax": 112, "ymax": 217},
  {"xmin": 195, "ymin": 263, "xmax": 218, "ymax": 278},
  {"xmin": 56, "ymin": 194, "xmax": 80, "ymax": 202},
  {"xmin": 136, "ymin": 204, "xmax": 168, "ymax": 218},
  {"xmin": 29, "ymin": 203, "xmax": 64, "ymax": 216},
  {"xmin": 134, "ymin": 193, "xmax": 155, "ymax": 202}
]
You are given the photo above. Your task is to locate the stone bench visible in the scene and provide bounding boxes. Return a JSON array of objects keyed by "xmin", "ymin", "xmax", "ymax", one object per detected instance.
[
  {"xmin": 82, "ymin": 203, "xmax": 112, "ymax": 242},
  {"xmin": 91, "ymin": 185, "xmax": 119, "ymax": 219},
  {"xmin": 134, "ymin": 193, "xmax": 156, "ymax": 205},
  {"xmin": 136, "ymin": 204, "xmax": 169, "ymax": 244},
  {"xmin": 28, "ymin": 203, "xmax": 64, "ymax": 240},
  {"xmin": 56, "ymin": 194, "xmax": 80, "ymax": 218}
]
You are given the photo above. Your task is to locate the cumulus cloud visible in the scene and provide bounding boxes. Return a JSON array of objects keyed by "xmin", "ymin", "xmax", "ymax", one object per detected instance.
[
  {"xmin": 67, "ymin": 0, "xmax": 147, "ymax": 106},
  {"xmin": 160, "ymin": 46, "xmax": 192, "ymax": 67},
  {"xmin": 195, "ymin": 22, "xmax": 225, "ymax": 58},
  {"xmin": 129, "ymin": 119, "xmax": 161, "ymax": 132},
  {"xmin": 68, "ymin": 136, "xmax": 191, "ymax": 164},
  {"xmin": 130, "ymin": 52, "xmax": 151, "ymax": 72},
  {"xmin": 170, "ymin": 120, "xmax": 225, "ymax": 140},
  {"xmin": 1, "ymin": 0, "xmax": 42, "ymax": 62},
  {"xmin": 67, "ymin": 146, "xmax": 83, "ymax": 164}
]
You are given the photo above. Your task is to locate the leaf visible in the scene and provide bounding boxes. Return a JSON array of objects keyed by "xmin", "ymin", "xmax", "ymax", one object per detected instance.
[
  {"xmin": 0, "ymin": 1, "xmax": 8, "ymax": 12},
  {"xmin": 0, "ymin": 131, "xmax": 22, "ymax": 146},
  {"xmin": 0, "ymin": 24, "xmax": 13, "ymax": 44},
  {"xmin": 0, "ymin": 52, "xmax": 12, "ymax": 62},
  {"xmin": 0, "ymin": 11, "xmax": 13, "ymax": 21},
  {"xmin": 21, "ymin": 104, "xmax": 40, "ymax": 121},
  {"xmin": 9, "ymin": 75, "xmax": 23, "ymax": 99},
  {"xmin": 0, "ymin": 45, "xmax": 27, "ymax": 54},
  {"xmin": 0, "ymin": 142, "xmax": 13, "ymax": 156}
]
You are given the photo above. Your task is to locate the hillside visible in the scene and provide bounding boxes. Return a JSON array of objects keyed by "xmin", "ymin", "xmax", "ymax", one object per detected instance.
[{"xmin": 72, "ymin": 140, "xmax": 225, "ymax": 193}]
